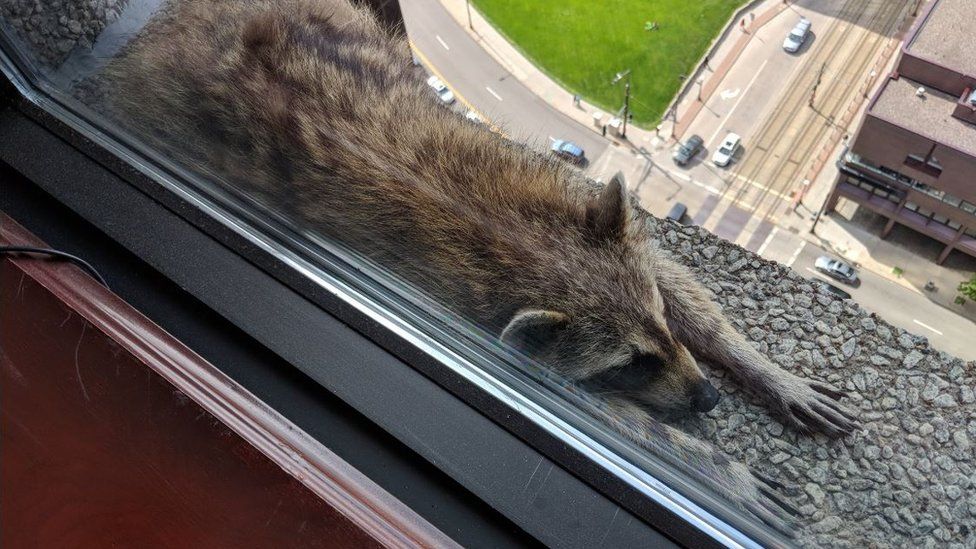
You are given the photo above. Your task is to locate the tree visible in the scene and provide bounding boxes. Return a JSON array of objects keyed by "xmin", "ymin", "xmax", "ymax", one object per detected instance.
[{"xmin": 957, "ymin": 273, "xmax": 976, "ymax": 304}]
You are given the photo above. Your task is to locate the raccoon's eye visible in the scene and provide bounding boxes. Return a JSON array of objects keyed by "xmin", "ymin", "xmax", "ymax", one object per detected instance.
[
  {"xmin": 632, "ymin": 351, "xmax": 666, "ymax": 371},
  {"xmin": 580, "ymin": 351, "xmax": 664, "ymax": 394}
]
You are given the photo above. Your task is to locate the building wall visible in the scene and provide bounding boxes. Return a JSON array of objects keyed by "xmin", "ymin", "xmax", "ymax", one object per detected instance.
[
  {"xmin": 851, "ymin": 115, "xmax": 976, "ymax": 204},
  {"xmin": 898, "ymin": 52, "xmax": 975, "ymax": 97}
]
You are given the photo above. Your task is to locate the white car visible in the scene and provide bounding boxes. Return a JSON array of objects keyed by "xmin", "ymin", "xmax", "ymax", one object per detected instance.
[
  {"xmin": 783, "ymin": 18, "xmax": 811, "ymax": 53},
  {"xmin": 814, "ymin": 256, "xmax": 859, "ymax": 285},
  {"xmin": 426, "ymin": 75, "xmax": 455, "ymax": 105},
  {"xmin": 712, "ymin": 132, "xmax": 741, "ymax": 167}
]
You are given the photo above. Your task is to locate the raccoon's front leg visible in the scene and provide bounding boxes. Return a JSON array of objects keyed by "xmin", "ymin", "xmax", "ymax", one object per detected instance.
[
  {"xmin": 600, "ymin": 397, "xmax": 797, "ymax": 535},
  {"xmin": 653, "ymin": 253, "xmax": 859, "ymax": 437}
]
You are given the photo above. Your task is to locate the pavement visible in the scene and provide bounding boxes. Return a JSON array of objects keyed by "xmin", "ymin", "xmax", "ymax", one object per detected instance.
[{"xmin": 401, "ymin": 0, "xmax": 976, "ymax": 360}]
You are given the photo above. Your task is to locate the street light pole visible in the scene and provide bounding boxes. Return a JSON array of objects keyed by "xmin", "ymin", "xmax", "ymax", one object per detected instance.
[
  {"xmin": 466, "ymin": 0, "xmax": 473, "ymax": 29},
  {"xmin": 613, "ymin": 70, "xmax": 632, "ymax": 139}
]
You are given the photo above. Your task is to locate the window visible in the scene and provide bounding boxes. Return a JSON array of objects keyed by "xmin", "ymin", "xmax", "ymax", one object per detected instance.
[
  {"xmin": 1, "ymin": 1, "xmax": 971, "ymax": 547},
  {"xmin": 943, "ymin": 193, "xmax": 962, "ymax": 207},
  {"xmin": 904, "ymin": 153, "xmax": 943, "ymax": 177},
  {"xmin": 962, "ymin": 201, "xmax": 976, "ymax": 214}
]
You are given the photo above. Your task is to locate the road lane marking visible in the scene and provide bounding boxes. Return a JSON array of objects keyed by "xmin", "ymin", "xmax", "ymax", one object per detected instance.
[
  {"xmin": 787, "ymin": 241, "xmax": 806, "ymax": 267},
  {"xmin": 719, "ymin": 88, "xmax": 741, "ymax": 100},
  {"xmin": 435, "ymin": 35, "xmax": 450, "ymax": 50},
  {"xmin": 912, "ymin": 319, "xmax": 943, "ymax": 336},
  {"xmin": 731, "ymin": 172, "xmax": 792, "ymax": 201},
  {"xmin": 658, "ymin": 167, "xmax": 722, "ymax": 194},
  {"xmin": 756, "ymin": 226, "xmax": 780, "ymax": 256},
  {"xmin": 486, "ymin": 86, "xmax": 503, "ymax": 101},
  {"xmin": 407, "ymin": 40, "xmax": 509, "ymax": 137},
  {"xmin": 707, "ymin": 59, "xmax": 770, "ymax": 147}
]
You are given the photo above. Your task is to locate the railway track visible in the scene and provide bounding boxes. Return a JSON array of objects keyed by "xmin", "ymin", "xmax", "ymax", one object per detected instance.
[{"xmin": 717, "ymin": 0, "xmax": 909, "ymax": 226}]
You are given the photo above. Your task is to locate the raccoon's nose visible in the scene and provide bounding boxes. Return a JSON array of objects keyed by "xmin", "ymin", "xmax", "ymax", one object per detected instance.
[{"xmin": 691, "ymin": 380, "xmax": 720, "ymax": 412}]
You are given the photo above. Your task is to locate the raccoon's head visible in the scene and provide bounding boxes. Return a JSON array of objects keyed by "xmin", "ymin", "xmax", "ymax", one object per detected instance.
[{"xmin": 501, "ymin": 174, "xmax": 719, "ymax": 417}]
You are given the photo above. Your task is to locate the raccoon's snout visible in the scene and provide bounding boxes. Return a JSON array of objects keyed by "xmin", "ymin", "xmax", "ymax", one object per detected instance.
[{"xmin": 690, "ymin": 380, "xmax": 720, "ymax": 412}]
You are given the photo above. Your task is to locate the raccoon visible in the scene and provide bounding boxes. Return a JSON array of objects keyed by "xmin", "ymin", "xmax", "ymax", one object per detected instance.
[{"xmin": 103, "ymin": 0, "xmax": 857, "ymax": 528}]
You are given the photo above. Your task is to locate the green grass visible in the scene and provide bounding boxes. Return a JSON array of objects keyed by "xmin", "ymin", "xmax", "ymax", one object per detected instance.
[{"xmin": 471, "ymin": 0, "xmax": 747, "ymax": 126}]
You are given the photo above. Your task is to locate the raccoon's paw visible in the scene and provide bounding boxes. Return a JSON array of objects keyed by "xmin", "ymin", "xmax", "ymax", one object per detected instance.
[
  {"xmin": 721, "ymin": 460, "xmax": 798, "ymax": 536},
  {"xmin": 771, "ymin": 372, "xmax": 859, "ymax": 437}
]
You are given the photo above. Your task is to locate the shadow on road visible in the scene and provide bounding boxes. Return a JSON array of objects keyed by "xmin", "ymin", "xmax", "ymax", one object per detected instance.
[{"xmin": 821, "ymin": 206, "xmax": 976, "ymax": 323}]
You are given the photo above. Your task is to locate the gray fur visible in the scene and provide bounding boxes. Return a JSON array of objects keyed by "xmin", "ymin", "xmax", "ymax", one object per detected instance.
[{"xmin": 102, "ymin": 0, "xmax": 857, "ymax": 529}]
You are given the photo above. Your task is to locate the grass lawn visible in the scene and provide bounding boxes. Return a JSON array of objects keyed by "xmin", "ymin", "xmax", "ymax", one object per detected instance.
[{"xmin": 471, "ymin": 0, "xmax": 747, "ymax": 126}]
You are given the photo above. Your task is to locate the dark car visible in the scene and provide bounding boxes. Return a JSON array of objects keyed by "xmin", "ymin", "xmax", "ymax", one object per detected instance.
[
  {"xmin": 550, "ymin": 139, "xmax": 585, "ymax": 165},
  {"xmin": 672, "ymin": 134, "xmax": 704, "ymax": 166},
  {"xmin": 666, "ymin": 202, "xmax": 688, "ymax": 224}
]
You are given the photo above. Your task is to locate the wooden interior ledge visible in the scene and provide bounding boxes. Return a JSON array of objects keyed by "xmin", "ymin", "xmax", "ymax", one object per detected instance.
[{"xmin": 0, "ymin": 211, "xmax": 458, "ymax": 549}]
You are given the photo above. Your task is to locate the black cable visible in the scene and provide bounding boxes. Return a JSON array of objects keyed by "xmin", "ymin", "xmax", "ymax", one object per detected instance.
[{"xmin": 0, "ymin": 246, "xmax": 110, "ymax": 289}]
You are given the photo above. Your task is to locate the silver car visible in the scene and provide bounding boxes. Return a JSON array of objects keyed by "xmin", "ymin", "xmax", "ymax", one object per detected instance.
[
  {"xmin": 815, "ymin": 256, "xmax": 858, "ymax": 285},
  {"xmin": 426, "ymin": 75, "xmax": 456, "ymax": 105},
  {"xmin": 783, "ymin": 18, "xmax": 811, "ymax": 53}
]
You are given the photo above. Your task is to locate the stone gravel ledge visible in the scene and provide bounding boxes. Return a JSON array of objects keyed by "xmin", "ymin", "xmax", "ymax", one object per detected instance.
[
  {"xmin": 2, "ymin": 0, "xmax": 126, "ymax": 68},
  {"xmin": 646, "ymin": 218, "xmax": 975, "ymax": 547}
]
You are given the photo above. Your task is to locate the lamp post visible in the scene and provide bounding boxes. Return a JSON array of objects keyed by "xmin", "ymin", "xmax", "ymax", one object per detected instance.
[
  {"xmin": 612, "ymin": 69, "xmax": 632, "ymax": 139},
  {"xmin": 466, "ymin": 0, "xmax": 473, "ymax": 29}
]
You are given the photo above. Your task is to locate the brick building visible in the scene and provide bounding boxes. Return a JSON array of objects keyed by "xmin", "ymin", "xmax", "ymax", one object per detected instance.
[{"xmin": 826, "ymin": 0, "xmax": 976, "ymax": 264}]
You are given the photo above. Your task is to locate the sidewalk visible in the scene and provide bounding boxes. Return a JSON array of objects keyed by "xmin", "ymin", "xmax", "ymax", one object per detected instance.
[{"xmin": 436, "ymin": 0, "xmax": 790, "ymax": 150}]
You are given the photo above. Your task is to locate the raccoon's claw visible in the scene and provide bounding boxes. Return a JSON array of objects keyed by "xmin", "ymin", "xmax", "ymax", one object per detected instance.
[
  {"xmin": 775, "ymin": 375, "xmax": 860, "ymax": 437},
  {"xmin": 725, "ymin": 462, "xmax": 798, "ymax": 537}
]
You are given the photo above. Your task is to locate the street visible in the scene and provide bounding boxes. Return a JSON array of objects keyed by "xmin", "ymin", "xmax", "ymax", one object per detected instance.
[
  {"xmin": 399, "ymin": 0, "xmax": 976, "ymax": 361},
  {"xmin": 400, "ymin": 0, "xmax": 608, "ymax": 160}
]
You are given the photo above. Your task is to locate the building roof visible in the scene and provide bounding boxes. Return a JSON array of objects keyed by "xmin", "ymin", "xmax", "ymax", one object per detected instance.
[
  {"xmin": 907, "ymin": 0, "xmax": 976, "ymax": 78},
  {"xmin": 870, "ymin": 76, "xmax": 976, "ymax": 159}
]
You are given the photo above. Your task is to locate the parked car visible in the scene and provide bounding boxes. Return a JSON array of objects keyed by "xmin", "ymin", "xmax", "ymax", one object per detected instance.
[
  {"xmin": 712, "ymin": 132, "xmax": 741, "ymax": 167},
  {"xmin": 426, "ymin": 75, "xmax": 455, "ymax": 105},
  {"xmin": 665, "ymin": 202, "xmax": 688, "ymax": 224},
  {"xmin": 672, "ymin": 134, "xmax": 704, "ymax": 166},
  {"xmin": 550, "ymin": 139, "xmax": 585, "ymax": 165},
  {"xmin": 814, "ymin": 255, "xmax": 859, "ymax": 284},
  {"xmin": 783, "ymin": 18, "xmax": 812, "ymax": 53}
]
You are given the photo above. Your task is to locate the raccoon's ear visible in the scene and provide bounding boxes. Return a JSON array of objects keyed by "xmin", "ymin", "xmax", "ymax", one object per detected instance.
[
  {"xmin": 585, "ymin": 172, "xmax": 630, "ymax": 241},
  {"xmin": 500, "ymin": 309, "xmax": 569, "ymax": 354}
]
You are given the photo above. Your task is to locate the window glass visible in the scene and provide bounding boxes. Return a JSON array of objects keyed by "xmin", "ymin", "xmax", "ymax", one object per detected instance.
[
  {"xmin": 2, "ymin": 1, "xmax": 973, "ymax": 547},
  {"xmin": 943, "ymin": 193, "xmax": 962, "ymax": 207}
]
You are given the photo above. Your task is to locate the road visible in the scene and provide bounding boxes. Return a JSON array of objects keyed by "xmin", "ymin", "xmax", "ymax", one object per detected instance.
[
  {"xmin": 793, "ymin": 244, "xmax": 974, "ymax": 360},
  {"xmin": 717, "ymin": 0, "xmax": 907, "ymax": 227},
  {"xmin": 400, "ymin": 0, "xmax": 608, "ymax": 161},
  {"xmin": 640, "ymin": 0, "xmax": 909, "ymax": 247},
  {"xmin": 398, "ymin": 0, "xmax": 976, "ymax": 361}
]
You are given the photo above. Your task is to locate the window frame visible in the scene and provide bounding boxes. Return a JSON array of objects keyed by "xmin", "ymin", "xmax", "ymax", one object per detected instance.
[{"xmin": 0, "ymin": 26, "xmax": 782, "ymax": 547}]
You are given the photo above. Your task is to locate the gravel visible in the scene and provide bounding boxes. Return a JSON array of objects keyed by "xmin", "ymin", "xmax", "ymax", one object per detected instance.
[
  {"xmin": 1, "ymin": 0, "xmax": 127, "ymax": 68},
  {"xmin": 648, "ymin": 219, "xmax": 976, "ymax": 547}
]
